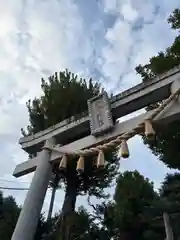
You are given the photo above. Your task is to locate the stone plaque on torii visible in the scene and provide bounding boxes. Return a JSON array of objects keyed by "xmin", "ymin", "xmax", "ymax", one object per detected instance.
[{"xmin": 12, "ymin": 66, "xmax": 180, "ymax": 240}]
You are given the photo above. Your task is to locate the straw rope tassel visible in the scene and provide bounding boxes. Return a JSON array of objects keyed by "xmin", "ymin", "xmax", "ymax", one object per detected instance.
[
  {"xmin": 97, "ymin": 150, "xmax": 105, "ymax": 168},
  {"xmin": 59, "ymin": 154, "xmax": 68, "ymax": 171},
  {"xmin": 120, "ymin": 139, "xmax": 129, "ymax": 158},
  {"xmin": 76, "ymin": 155, "xmax": 84, "ymax": 174},
  {"xmin": 144, "ymin": 120, "xmax": 155, "ymax": 140}
]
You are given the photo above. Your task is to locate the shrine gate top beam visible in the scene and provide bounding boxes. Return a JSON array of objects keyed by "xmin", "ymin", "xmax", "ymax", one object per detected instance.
[
  {"xmin": 14, "ymin": 98, "xmax": 180, "ymax": 177},
  {"xmin": 20, "ymin": 65, "xmax": 180, "ymax": 154}
]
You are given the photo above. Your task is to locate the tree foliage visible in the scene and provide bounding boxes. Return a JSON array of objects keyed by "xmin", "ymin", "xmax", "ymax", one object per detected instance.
[
  {"xmin": 160, "ymin": 172, "xmax": 180, "ymax": 202},
  {"xmin": 2, "ymin": 171, "xmax": 180, "ymax": 239},
  {"xmin": 113, "ymin": 171, "xmax": 164, "ymax": 240},
  {"xmin": 0, "ymin": 192, "xmax": 20, "ymax": 240},
  {"xmin": 135, "ymin": 8, "xmax": 180, "ymax": 169},
  {"xmin": 21, "ymin": 70, "xmax": 101, "ymax": 136},
  {"xmin": 40, "ymin": 206, "xmax": 107, "ymax": 240},
  {"xmin": 159, "ymin": 172, "xmax": 180, "ymax": 239},
  {"xmin": 0, "ymin": 191, "xmax": 53, "ymax": 240},
  {"xmin": 89, "ymin": 171, "xmax": 167, "ymax": 240},
  {"xmin": 168, "ymin": 8, "xmax": 180, "ymax": 30}
]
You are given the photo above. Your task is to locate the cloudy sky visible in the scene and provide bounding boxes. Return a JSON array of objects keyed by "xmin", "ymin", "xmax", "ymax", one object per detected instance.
[{"xmin": 0, "ymin": 0, "xmax": 180, "ymax": 217}]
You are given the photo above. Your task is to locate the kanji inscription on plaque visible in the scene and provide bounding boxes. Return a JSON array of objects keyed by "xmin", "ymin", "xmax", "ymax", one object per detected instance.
[{"xmin": 88, "ymin": 92, "xmax": 114, "ymax": 136}]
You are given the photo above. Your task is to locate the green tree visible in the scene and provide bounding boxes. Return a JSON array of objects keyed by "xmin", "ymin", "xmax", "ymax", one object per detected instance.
[
  {"xmin": 135, "ymin": 8, "xmax": 180, "ymax": 169},
  {"xmin": 45, "ymin": 172, "xmax": 180, "ymax": 240},
  {"xmin": 43, "ymin": 207, "xmax": 107, "ymax": 240},
  {"xmin": 159, "ymin": 173, "xmax": 180, "ymax": 239},
  {"xmin": 21, "ymin": 70, "xmax": 119, "ymax": 237},
  {"xmin": 34, "ymin": 214, "xmax": 53, "ymax": 240},
  {"xmin": 168, "ymin": 9, "xmax": 180, "ymax": 30},
  {"xmin": 0, "ymin": 191, "xmax": 50, "ymax": 240},
  {"xmin": 68, "ymin": 206, "xmax": 105, "ymax": 240},
  {"xmin": 95, "ymin": 171, "xmax": 165, "ymax": 240},
  {"xmin": 0, "ymin": 193, "xmax": 20, "ymax": 240},
  {"xmin": 160, "ymin": 172, "xmax": 180, "ymax": 202},
  {"xmin": 21, "ymin": 71, "xmax": 101, "ymax": 136}
]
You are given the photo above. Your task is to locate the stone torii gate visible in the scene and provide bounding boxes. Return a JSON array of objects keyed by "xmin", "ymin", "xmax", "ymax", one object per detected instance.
[{"xmin": 12, "ymin": 66, "xmax": 180, "ymax": 240}]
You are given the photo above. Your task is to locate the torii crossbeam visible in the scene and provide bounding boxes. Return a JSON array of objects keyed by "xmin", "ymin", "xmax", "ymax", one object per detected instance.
[{"xmin": 12, "ymin": 66, "xmax": 180, "ymax": 240}]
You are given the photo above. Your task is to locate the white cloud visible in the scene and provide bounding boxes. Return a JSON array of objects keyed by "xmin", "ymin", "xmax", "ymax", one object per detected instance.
[
  {"xmin": 101, "ymin": 20, "xmax": 133, "ymax": 89},
  {"xmin": 0, "ymin": 0, "xmax": 94, "ymax": 211},
  {"xmin": 120, "ymin": 3, "xmax": 138, "ymax": 22},
  {"xmin": 24, "ymin": 0, "xmax": 92, "ymax": 75},
  {"xmin": 101, "ymin": 0, "xmax": 180, "ymax": 93},
  {"xmin": 103, "ymin": 0, "xmax": 155, "ymax": 22},
  {"xmin": 103, "ymin": 0, "xmax": 117, "ymax": 13}
]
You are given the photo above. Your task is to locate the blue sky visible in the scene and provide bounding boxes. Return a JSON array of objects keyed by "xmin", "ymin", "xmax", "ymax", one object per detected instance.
[{"xmin": 0, "ymin": 0, "xmax": 180, "ymax": 216}]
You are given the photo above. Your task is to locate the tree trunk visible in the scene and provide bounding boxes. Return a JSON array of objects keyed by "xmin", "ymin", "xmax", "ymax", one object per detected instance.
[
  {"xmin": 120, "ymin": 232, "xmax": 134, "ymax": 240},
  {"xmin": 47, "ymin": 186, "xmax": 56, "ymax": 220},
  {"xmin": 59, "ymin": 175, "xmax": 78, "ymax": 240},
  {"xmin": 61, "ymin": 181, "xmax": 77, "ymax": 216}
]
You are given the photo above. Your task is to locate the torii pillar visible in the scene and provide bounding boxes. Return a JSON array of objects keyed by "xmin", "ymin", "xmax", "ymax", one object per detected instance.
[{"xmin": 11, "ymin": 138, "xmax": 55, "ymax": 240}]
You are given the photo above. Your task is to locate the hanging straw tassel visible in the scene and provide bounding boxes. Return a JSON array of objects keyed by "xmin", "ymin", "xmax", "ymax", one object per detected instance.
[
  {"xmin": 59, "ymin": 154, "xmax": 68, "ymax": 171},
  {"xmin": 76, "ymin": 155, "xmax": 84, "ymax": 174},
  {"xmin": 144, "ymin": 119, "xmax": 155, "ymax": 140},
  {"xmin": 97, "ymin": 150, "xmax": 105, "ymax": 169},
  {"xmin": 120, "ymin": 139, "xmax": 129, "ymax": 158}
]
